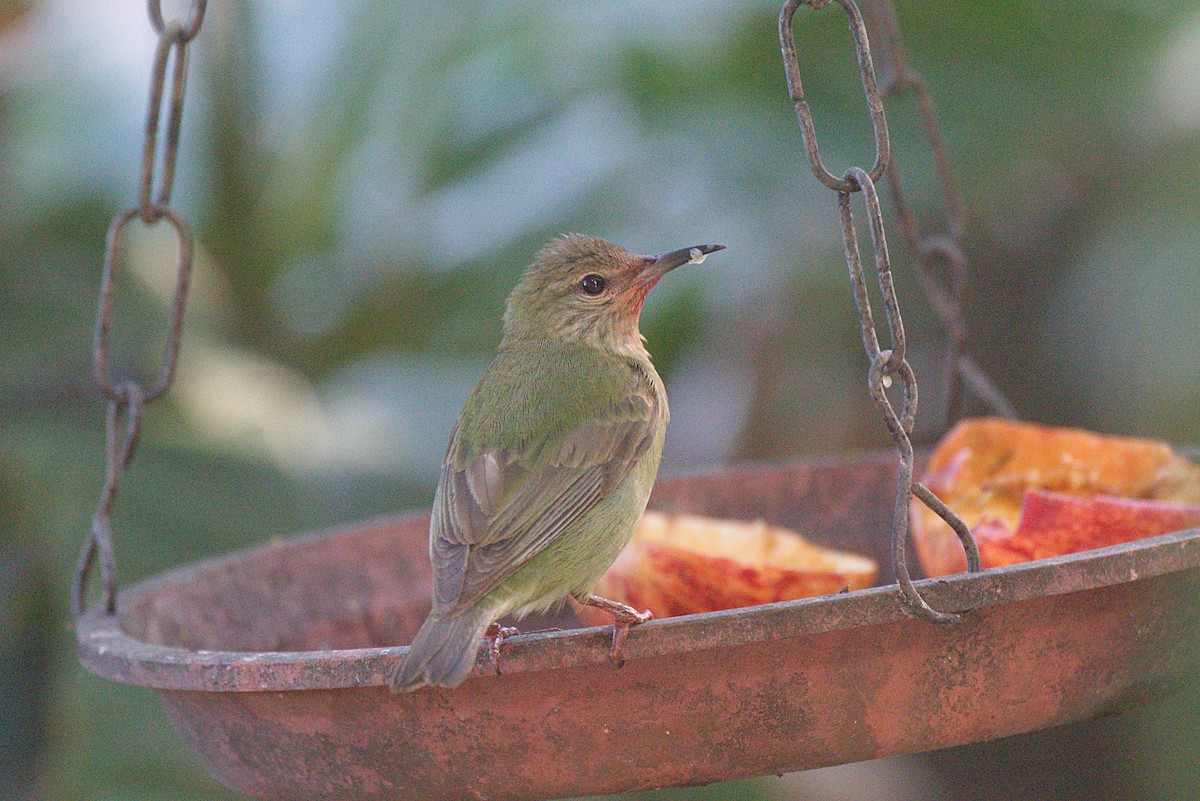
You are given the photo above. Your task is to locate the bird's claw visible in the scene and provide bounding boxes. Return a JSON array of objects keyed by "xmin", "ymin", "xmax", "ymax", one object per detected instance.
[
  {"xmin": 608, "ymin": 609, "xmax": 653, "ymax": 668},
  {"xmin": 578, "ymin": 594, "xmax": 653, "ymax": 669},
  {"xmin": 484, "ymin": 622, "xmax": 520, "ymax": 676}
]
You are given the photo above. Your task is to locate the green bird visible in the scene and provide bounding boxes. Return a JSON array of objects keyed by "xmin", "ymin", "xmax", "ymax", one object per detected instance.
[{"xmin": 390, "ymin": 233, "xmax": 724, "ymax": 692}]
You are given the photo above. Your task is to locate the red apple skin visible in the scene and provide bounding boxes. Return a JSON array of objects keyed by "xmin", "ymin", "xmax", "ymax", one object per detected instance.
[
  {"xmin": 912, "ymin": 418, "xmax": 1200, "ymax": 576},
  {"xmin": 576, "ymin": 514, "xmax": 878, "ymax": 625},
  {"xmin": 972, "ymin": 490, "xmax": 1200, "ymax": 569}
]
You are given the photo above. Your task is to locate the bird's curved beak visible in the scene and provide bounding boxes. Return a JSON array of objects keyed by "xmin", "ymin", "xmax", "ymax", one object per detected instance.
[{"xmin": 640, "ymin": 244, "xmax": 726, "ymax": 283}]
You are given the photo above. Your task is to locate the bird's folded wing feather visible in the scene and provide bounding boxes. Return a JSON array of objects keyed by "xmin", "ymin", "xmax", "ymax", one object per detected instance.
[{"xmin": 431, "ymin": 369, "xmax": 659, "ymax": 615}]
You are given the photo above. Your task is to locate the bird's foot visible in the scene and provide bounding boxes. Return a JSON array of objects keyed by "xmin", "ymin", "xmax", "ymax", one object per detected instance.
[
  {"xmin": 483, "ymin": 622, "xmax": 520, "ymax": 676},
  {"xmin": 579, "ymin": 594, "xmax": 653, "ymax": 668}
]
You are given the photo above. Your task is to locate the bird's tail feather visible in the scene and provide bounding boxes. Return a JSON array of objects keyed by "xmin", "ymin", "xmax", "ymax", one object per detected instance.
[{"xmin": 389, "ymin": 608, "xmax": 492, "ymax": 692}]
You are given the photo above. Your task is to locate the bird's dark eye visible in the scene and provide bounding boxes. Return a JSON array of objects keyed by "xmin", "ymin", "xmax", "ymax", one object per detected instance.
[{"xmin": 580, "ymin": 274, "xmax": 606, "ymax": 296}]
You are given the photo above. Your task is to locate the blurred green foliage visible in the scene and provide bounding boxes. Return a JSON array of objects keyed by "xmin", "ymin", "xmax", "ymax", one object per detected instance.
[{"xmin": 2, "ymin": 0, "xmax": 1200, "ymax": 799}]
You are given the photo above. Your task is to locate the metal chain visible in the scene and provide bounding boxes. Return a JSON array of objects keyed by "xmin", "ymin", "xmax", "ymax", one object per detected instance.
[
  {"xmin": 73, "ymin": 0, "xmax": 207, "ymax": 619},
  {"xmin": 779, "ymin": 0, "xmax": 980, "ymax": 622},
  {"xmin": 864, "ymin": 0, "xmax": 1018, "ymax": 424}
]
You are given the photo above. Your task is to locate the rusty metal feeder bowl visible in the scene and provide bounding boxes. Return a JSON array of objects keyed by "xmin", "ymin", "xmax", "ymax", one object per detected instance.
[{"xmin": 77, "ymin": 452, "xmax": 1200, "ymax": 800}]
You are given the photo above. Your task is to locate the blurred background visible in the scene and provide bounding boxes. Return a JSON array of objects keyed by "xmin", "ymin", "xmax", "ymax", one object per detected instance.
[{"xmin": 2, "ymin": 0, "xmax": 1199, "ymax": 798}]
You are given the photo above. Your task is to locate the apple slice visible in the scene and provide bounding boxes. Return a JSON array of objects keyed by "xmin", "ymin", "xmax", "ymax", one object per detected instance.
[
  {"xmin": 973, "ymin": 489, "xmax": 1200, "ymax": 568},
  {"xmin": 576, "ymin": 511, "xmax": 878, "ymax": 624},
  {"xmin": 912, "ymin": 417, "xmax": 1200, "ymax": 576}
]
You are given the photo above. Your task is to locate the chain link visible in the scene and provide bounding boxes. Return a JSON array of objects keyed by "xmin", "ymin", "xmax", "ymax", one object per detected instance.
[
  {"xmin": 779, "ymin": 0, "xmax": 890, "ymax": 193},
  {"xmin": 779, "ymin": 0, "xmax": 982, "ymax": 622},
  {"xmin": 74, "ymin": 0, "xmax": 206, "ymax": 618},
  {"xmin": 138, "ymin": 26, "xmax": 188, "ymax": 220}
]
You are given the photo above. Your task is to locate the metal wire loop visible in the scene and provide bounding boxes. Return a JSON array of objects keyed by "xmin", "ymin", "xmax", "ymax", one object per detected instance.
[
  {"xmin": 915, "ymin": 237, "xmax": 968, "ymax": 344},
  {"xmin": 868, "ymin": 350, "xmax": 916, "ymax": 438},
  {"xmin": 74, "ymin": 387, "xmax": 146, "ymax": 617},
  {"xmin": 838, "ymin": 166, "xmax": 905, "ymax": 373},
  {"xmin": 148, "ymin": 0, "xmax": 207, "ymax": 43},
  {"xmin": 913, "ymin": 481, "xmax": 981, "ymax": 573},
  {"xmin": 877, "ymin": 72, "xmax": 965, "ymax": 241},
  {"xmin": 779, "ymin": 0, "xmax": 890, "ymax": 193},
  {"xmin": 93, "ymin": 206, "xmax": 195, "ymax": 404},
  {"xmin": 138, "ymin": 22, "xmax": 191, "ymax": 221}
]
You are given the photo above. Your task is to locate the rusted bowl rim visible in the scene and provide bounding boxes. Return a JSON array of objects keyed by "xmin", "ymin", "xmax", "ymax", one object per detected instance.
[{"xmin": 76, "ymin": 469, "xmax": 1200, "ymax": 694}]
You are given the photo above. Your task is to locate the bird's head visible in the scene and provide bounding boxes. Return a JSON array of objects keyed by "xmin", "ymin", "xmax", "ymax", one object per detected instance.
[{"xmin": 501, "ymin": 234, "xmax": 724, "ymax": 354}]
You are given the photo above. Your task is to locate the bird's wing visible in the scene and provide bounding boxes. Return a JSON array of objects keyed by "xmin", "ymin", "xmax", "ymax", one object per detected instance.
[{"xmin": 430, "ymin": 365, "xmax": 660, "ymax": 616}]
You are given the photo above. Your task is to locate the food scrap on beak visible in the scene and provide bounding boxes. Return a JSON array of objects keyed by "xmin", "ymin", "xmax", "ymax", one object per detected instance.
[{"xmin": 645, "ymin": 244, "xmax": 726, "ymax": 278}]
